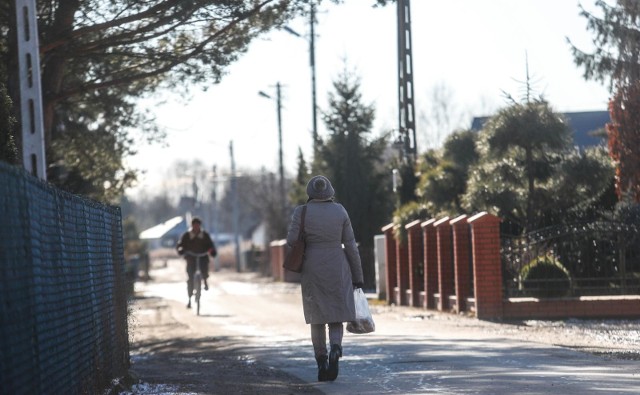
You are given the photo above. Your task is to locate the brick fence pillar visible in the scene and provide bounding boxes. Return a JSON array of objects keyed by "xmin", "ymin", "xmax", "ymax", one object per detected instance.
[
  {"xmin": 396, "ymin": 233, "xmax": 410, "ymax": 306},
  {"xmin": 468, "ymin": 212, "xmax": 503, "ymax": 319},
  {"xmin": 435, "ymin": 217, "xmax": 454, "ymax": 311},
  {"xmin": 421, "ymin": 219, "xmax": 438, "ymax": 309},
  {"xmin": 382, "ymin": 223, "xmax": 397, "ymax": 305},
  {"xmin": 269, "ymin": 240, "xmax": 286, "ymax": 281},
  {"xmin": 405, "ymin": 220, "xmax": 424, "ymax": 307},
  {"xmin": 451, "ymin": 215, "xmax": 471, "ymax": 313}
]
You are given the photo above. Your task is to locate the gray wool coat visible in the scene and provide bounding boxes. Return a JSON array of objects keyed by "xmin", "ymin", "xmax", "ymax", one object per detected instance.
[{"xmin": 286, "ymin": 200, "xmax": 364, "ymax": 325}]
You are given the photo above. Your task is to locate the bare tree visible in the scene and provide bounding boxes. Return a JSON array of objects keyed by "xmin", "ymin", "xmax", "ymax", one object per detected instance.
[{"xmin": 418, "ymin": 82, "xmax": 469, "ymax": 150}]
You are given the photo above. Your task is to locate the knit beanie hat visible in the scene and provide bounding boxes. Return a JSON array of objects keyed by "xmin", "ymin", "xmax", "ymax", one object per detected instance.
[{"xmin": 306, "ymin": 175, "xmax": 335, "ymax": 200}]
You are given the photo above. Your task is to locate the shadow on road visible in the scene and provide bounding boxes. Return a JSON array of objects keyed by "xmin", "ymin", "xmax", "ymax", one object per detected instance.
[{"xmin": 127, "ymin": 295, "xmax": 324, "ymax": 394}]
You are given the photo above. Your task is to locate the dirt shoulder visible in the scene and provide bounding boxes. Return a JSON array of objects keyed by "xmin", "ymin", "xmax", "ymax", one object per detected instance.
[{"xmin": 125, "ymin": 294, "xmax": 323, "ymax": 395}]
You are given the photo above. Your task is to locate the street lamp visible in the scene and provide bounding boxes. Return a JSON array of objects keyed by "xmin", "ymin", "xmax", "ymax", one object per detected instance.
[
  {"xmin": 258, "ymin": 83, "xmax": 286, "ymax": 235},
  {"xmin": 283, "ymin": 2, "xmax": 318, "ymax": 152}
]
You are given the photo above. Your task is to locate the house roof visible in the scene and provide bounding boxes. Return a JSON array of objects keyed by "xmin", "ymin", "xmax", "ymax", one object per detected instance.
[
  {"xmin": 563, "ymin": 111, "xmax": 609, "ymax": 147},
  {"xmin": 139, "ymin": 216, "xmax": 185, "ymax": 240},
  {"xmin": 471, "ymin": 110, "xmax": 610, "ymax": 148}
]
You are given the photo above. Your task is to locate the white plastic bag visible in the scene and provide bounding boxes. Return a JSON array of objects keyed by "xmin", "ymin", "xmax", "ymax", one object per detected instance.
[{"xmin": 346, "ymin": 288, "xmax": 375, "ymax": 334}]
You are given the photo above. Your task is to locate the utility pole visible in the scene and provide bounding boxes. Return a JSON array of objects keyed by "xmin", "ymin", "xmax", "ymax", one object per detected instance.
[
  {"xmin": 309, "ymin": 3, "xmax": 318, "ymax": 150},
  {"xmin": 14, "ymin": 0, "xmax": 46, "ymax": 179},
  {"xmin": 283, "ymin": 2, "xmax": 318, "ymax": 153},
  {"xmin": 229, "ymin": 141, "xmax": 241, "ymax": 272},
  {"xmin": 210, "ymin": 165, "xmax": 220, "ymax": 271},
  {"xmin": 258, "ymin": 83, "xmax": 287, "ymax": 237},
  {"xmin": 397, "ymin": 0, "xmax": 417, "ymax": 162},
  {"xmin": 276, "ymin": 82, "xmax": 285, "ymax": 213}
]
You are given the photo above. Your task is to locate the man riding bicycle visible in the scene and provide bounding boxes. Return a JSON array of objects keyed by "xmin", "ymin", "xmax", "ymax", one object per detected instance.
[{"xmin": 176, "ymin": 216, "xmax": 217, "ymax": 309}]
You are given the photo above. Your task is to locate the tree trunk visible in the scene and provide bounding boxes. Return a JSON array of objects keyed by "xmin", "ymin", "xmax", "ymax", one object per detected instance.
[
  {"xmin": 40, "ymin": 0, "xmax": 81, "ymax": 151},
  {"xmin": 525, "ymin": 146, "xmax": 534, "ymax": 231}
]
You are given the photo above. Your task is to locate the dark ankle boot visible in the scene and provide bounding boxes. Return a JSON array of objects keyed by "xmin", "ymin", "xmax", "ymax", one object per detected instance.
[
  {"xmin": 327, "ymin": 344, "xmax": 342, "ymax": 381},
  {"xmin": 315, "ymin": 355, "xmax": 329, "ymax": 381}
]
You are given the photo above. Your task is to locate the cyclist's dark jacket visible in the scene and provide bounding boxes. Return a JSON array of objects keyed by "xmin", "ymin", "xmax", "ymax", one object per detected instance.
[{"xmin": 176, "ymin": 229, "xmax": 216, "ymax": 264}]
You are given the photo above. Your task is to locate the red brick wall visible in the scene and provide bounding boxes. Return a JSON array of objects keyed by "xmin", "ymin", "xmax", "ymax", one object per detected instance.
[
  {"xmin": 270, "ymin": 240, "xmax": 301, "ymax": 283},
  {"xmin": 396, "ymin": 238, "xmax": 410, "ymax": 306},
  {"xmin": 451, "ymin": 215, "xmax": 471, "ymax": 313},
  {"xmin": 503, "ymin": 296, "xmax": 640, "ymax": 319},
  {"xmin": 382, "ymin": 224, "xmax": 397, "ymax": 305},
  {"xmin": 296, "ymin": 213, "xmax": 640, "ymax": 320},
  {"xmin": 269, "ymin": 240, "xmax": 286, "ymax": 281},
  {"xmin": 421, "ymin": 219, "xmax": 438, "ymax": 309},
  {"xmin": 406, "ymin": 220, "xmax": 424, "ymax": 307},
  {"xmin": 468, "ymin": 212, "xmax": 503, "ymax": 319},
  {"xmin": 435, "ymin": 217, "xmax": 454, "ymax": 311}
]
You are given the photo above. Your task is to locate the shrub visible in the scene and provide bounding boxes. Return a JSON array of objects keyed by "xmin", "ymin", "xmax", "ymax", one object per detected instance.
[
  {"xmin": 392, "ymin": 201, "xmax": 429, "ymax": 245},
  {"xmin": 0, "ymin": 83, "xmax": 18, "ymax": 164},
  {"xmin": 519, "ymin": 254, "xmax": 571, "ymax": 298}
]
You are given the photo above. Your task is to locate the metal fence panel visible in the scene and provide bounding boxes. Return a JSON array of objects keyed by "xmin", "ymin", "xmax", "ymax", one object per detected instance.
[
  {"xmin": 0, "ymin": 162, "xmax": 129, "ymax": 394},
  {"xmin": 502, "ymin": 216, "xmax": 640, "ymax": 298}
]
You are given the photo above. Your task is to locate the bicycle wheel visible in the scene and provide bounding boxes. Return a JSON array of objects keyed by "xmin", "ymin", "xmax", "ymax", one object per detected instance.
[{"xmin": 194, "ymin": 271, "xmax": 202, "ymax": 316}]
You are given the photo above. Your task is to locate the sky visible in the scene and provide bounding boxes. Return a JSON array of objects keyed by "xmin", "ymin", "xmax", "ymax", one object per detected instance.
[{"xmin": 126, "ymin": 0, "xmax": 611, "ymax": 199}]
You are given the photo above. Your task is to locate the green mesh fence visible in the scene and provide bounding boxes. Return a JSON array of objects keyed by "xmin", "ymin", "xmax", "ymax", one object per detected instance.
[{"xmin": 0, "ymin": 162, "xmax": 129, "ymax": 394}]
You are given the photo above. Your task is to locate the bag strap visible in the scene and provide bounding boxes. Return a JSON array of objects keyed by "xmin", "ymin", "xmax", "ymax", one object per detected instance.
[{"xmin": 299, "ymin": 205, "xmax": 307, "ymax": 234}]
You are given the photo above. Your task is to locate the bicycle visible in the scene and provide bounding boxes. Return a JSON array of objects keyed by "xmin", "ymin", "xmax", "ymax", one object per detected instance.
[{"xmin": 184, "ymin": 251, "xmax": 209, "ymax": 316}]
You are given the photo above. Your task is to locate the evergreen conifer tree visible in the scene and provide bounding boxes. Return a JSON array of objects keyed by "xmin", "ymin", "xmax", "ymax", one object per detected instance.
[
  {"xmin": 290, "ymin": 148, "xmax": 310, "ymax": 206},
  {"xmin": 0, "ymin": 82, "xmax": 17, "ymax": 164},
  {"xmin": 463, "ymin": 100, "xmax": 614, "ymax": 232},
  {"xmin": 569, "ymin": 0, "xmax": 640, "ymax": 202},
  {"xmin": 313, "ymin": 68, "xmax": 393, "ymax": 287}
]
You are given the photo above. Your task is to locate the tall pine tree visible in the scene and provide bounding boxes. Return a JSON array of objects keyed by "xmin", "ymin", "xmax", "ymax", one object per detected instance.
[
  {"xmin": 569, "ymin": 0, "xmax": 640, "ymax": 202},
  {"xmin": 313, "ymin": 68, "xmax": 393, "ymax": 288},
  {"xmin": 290, "ymin": 148, "xmax": 310, "ymax": 206},
  {"xmin": 0, "ymin": 82, "xmax": 17, "ymax": 164}
]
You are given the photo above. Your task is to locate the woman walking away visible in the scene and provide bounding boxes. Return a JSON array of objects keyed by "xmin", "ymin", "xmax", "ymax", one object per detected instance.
[{"xmin": 286, "ymin": 175, "xmax": 364, "ymax": 382}]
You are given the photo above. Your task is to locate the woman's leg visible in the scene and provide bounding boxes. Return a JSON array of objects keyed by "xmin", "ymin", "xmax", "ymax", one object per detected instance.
[
  {"xmin": 328, "ymin": 322, "xmax": 343, "ymax": 348},
  {"xmin": 311, "ymin": 324, "xmax": 330, "ymax": 381},
  {"xmin": 327, "ymin": 322, "xmax": 343, "ymax": 380},
  {"xmin": 310, "ymin": 323, "xmax": 327, "ymax": 358}
]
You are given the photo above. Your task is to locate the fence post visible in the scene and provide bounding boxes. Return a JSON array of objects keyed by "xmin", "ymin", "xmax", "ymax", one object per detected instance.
[
  {"xmin": 382, "ymin": 224, "xmax": 397, "ymax": 305},
  {"xmin": 405, "ymin": 220, "xmax": 423, "ymax": 307},
  {"xmin": 396, "ymin": 230, "xmax": 410, "ymax": 306},
  {"xmin": 269, "ymin": 240, "xmax": 286, "ymax": 281},
  {"xmin": 374, "ymin": 234, "xmax": 387, "ymax": 300},
  {"xmin": 451, "ymin": 215, "xmax": 471, "ymax": 313},
  {"xmin": 434, "ymin": 217, "xmax": 453, "ymax": 311},
  {"xmin": 468, "ymin": 212, "xmax": 503, "ymax": 319},
  {"xmin": 421, "ymin": 219, "xmax": 438, "ymax": 309}
]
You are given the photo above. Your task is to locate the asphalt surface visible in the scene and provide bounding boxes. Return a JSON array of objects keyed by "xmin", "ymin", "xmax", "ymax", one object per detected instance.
[{"xmin": 125, "ymin": 259, "xmax": 640, "ymax": 395}]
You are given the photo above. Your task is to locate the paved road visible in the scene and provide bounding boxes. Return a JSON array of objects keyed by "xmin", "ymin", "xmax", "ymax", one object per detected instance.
[{"xmin": 131, "ymin": 260, "xmax": 639, "ymax": 394}]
